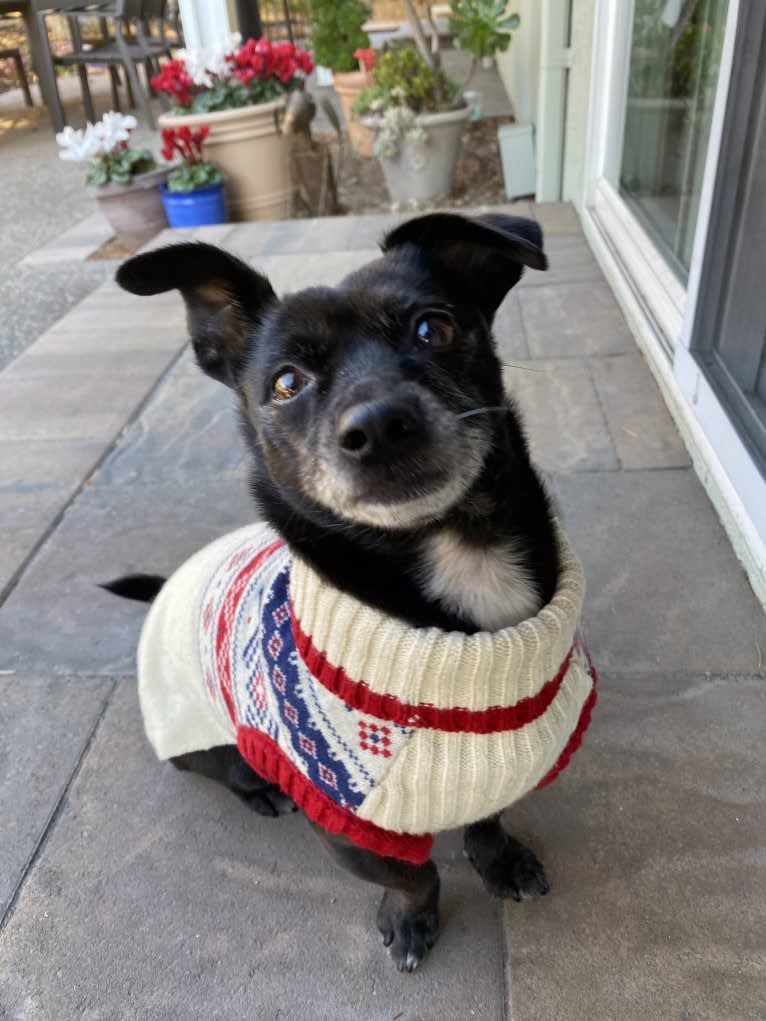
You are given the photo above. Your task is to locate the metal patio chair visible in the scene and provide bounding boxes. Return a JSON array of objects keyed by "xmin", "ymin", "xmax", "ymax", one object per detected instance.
[
  {"xmin": 40, "ymin": 0, "xmax": 174, "ymax": 128},
  {"xmin": 0, "ymin": 44, "xmax": 33, "ymax": 105}
]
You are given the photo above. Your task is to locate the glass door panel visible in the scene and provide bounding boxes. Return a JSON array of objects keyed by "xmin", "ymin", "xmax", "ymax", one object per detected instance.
[{"xmin": 618, "ymin": 0, "xmax": 729, "ymax": 282}]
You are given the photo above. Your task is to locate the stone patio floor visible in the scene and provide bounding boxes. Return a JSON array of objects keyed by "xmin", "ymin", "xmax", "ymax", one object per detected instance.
[{"xmin": 1, "ymin": 205, "xmax": 765, "ymax": 1021}]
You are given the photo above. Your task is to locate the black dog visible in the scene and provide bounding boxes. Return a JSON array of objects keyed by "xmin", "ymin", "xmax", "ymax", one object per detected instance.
[{"xmin": 109, "ymin": 212, "xmax": 568, "ymax": 972}]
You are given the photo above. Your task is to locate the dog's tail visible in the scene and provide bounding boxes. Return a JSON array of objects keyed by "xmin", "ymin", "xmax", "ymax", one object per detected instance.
[{"xmin": 99, "ymin": 574, "xmax": 166, "ymax": 603}]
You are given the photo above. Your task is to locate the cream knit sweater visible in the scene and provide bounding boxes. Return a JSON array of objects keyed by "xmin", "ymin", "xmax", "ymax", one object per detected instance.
[{"xmin": 138, "ymin": 522, "xmax": 596, "ymax": 864}]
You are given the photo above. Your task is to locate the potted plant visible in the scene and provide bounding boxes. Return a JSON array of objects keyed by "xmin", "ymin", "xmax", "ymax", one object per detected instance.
[
  {"xmin": 151, "ymin": 33, "xmax": 313, "ymax": 222},
  {"xmin": 308, "ymin": 0, "xmax": 374, "ymax": 155},
  {"xmin": 56, "ymin": 111, "xmax": 168, "ymax": 250},
  {"xmin": 352, "ymin": 45, "xmax": 468, "ymax": 203},
  {"xmin": 159, "ymin": 126, "xmax": 227, "ymax": 228},
  {"xmin": 352, "ymin": 0, "xmax": 520, "ymax": 205}
]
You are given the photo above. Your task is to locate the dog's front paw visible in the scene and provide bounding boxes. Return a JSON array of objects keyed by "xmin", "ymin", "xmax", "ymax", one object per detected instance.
[
  {"xmin": 482, "ymin": 843, "xmax": 549, "ymax": 901},
  {"xmin": 376, "ymin": 891, "xmax": 439, "ymax": 972},
  {"xmin": 467, "ymin": 836, "xmax": 550, "ymax": 902}
]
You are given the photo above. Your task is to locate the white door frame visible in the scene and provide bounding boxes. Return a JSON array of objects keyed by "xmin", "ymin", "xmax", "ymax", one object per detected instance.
[
  {"xmin": 582, "ymin": 0, "xmax": 741, "ymax": 356},
  {"xmin": 579, "ymin": 0, "xmax": 766, "ymax": 607}
]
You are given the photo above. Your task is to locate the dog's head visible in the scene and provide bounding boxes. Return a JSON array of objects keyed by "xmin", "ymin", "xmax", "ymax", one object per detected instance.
[{"xmin": 116, "ymin": 213, "xmax": 546, "ymax": 532}]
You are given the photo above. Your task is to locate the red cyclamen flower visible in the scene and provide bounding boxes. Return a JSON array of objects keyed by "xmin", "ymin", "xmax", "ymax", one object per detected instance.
[
  {"xmin": 353, "ymin": 48, "xmax": 376, "ymax": 72},
  {"xmin": 150, "ymin": 59, "xmax": 194, "ymax": 107}
]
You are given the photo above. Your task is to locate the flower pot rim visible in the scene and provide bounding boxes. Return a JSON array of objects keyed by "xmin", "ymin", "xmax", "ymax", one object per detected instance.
[
  {"xmin": 360, "ymin": 103, "xmax": 471, "ymax": 130},
  {"xmin": 161, "ymin": 180, "xmax": 226, "ymax": 197},
  {"xmin": 333, "ymin": 69, "xmax": 371, "ymax": 85},
  {"xmin": 89, "ymin": 166, "xmax": 169, "ymax": 196},
  {"xmin": 158, "ymin": 96, "xmax": 287, "ymax": 128}
]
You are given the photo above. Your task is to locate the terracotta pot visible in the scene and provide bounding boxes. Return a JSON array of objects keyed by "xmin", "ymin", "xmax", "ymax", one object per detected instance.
[
  {"xmin": 364, "ymin": 105, "xmax": 471, "ymax": 204},
  {"xmin": 333, "ymin": 70, "xmax": 374, "ymax": 157},
  {"xmin": 159, "ymin": 99, "xmax": 291, "ymax": 222},
  {"xmin": 93, "ymin": 166, "xmax": 169, "ymax": 250}
]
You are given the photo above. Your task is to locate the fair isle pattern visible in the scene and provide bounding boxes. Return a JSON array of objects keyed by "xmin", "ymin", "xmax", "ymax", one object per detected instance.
[
  {"xmin": 197, "ymin": 529, "xmax": 413, "ymax": 814},
  {"xmin": 142, "ymin": 519, "xmax": 598, "ymax": 864}
]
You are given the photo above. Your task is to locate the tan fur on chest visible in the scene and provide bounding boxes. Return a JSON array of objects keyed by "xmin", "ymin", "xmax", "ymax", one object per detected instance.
[{"xmin": 420, "ymin": 531, "xmax": 542, "ymax": 632}]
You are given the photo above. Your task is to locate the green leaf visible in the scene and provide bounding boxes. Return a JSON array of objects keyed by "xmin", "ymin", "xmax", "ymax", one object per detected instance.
[{"xmin": 499, "ymin": 13, "xmax": 520, "ymax": 30}]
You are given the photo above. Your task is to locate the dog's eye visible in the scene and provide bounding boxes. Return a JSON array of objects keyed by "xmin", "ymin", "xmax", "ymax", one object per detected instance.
[
  {"xmin": 272, "ymin": 367, "xmax": 306, "ymax": 402},
  {"xmin": 416, "ymin": 316, "xmax": 456, "ymax": 349}
]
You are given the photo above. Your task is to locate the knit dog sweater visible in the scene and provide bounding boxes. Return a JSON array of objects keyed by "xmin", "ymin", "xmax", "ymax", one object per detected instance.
[{"xmin": 138, "ymin": 522, "xmax": 596, "ymax": 865}]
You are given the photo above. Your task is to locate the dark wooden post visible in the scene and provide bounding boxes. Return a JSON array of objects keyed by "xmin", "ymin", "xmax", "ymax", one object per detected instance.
[{"xmin": 235, "ymin": 0, "xmax": 263, "ymax": 39}]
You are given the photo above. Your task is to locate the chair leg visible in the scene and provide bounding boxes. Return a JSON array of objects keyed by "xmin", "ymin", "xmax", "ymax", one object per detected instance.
[
  {"xmin": 109, "ymin": 66, "xmax": 121, "ymax": 110},
  {"xmin": 13, "ymin": 52, "xmax": 34, "ymax": 107},
  {"xmin": 77, "ymin": 64, "xmax": 96, "ymax": 122},
  {"xmin": 135, "ymin": 21, "xmax": 160, "ymax": 99},
  {"xmin": 125, "ymin": 66, "xmax": 135, "ymax": 109},
  {"xmin": 152, "ymin": 54, "xmax": 171, "ymax": 110},
  {"xmin": 32, "ymin": 10, "xmax": 66, "ymax": 131},
  {"xmin": 115, "ymin": 30, "xmax": 155, "ymax": 129}
]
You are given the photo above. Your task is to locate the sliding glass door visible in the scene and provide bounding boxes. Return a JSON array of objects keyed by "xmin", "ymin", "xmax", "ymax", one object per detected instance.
[{"xmin": 618, "ymin": 0, "xmax": 730, "ymax": 282}]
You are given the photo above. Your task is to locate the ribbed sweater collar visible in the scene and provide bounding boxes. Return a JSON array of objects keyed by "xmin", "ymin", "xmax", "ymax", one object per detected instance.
[{"xmin": 288, "ymin": 524, "xmax": 585, "ymax": 714}]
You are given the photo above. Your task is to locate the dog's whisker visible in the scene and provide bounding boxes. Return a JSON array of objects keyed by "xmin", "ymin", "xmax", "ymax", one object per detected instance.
[
  {"xmin": 456, "ymin": 406, "xmax": 508, "ymax": 420},
  {"xmin": 502, "ymin": 362, "xmax": 546, "ymax": 373}
]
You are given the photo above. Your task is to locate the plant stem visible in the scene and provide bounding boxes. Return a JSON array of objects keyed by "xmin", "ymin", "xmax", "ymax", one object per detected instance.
[
  {"xmin": 403, "ymin": 0, "xmax": 434, "ymax": 69},
  {"xmin": 461, "ymin": 56, "xmax": 478, "ymax": 90},
  {"xmin": 422, "ymin": 1, "xmax": 441, "ymax": 72}
]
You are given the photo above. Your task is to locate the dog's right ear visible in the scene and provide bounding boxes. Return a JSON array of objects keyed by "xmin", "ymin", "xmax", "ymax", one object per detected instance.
[{"xmin": 116, "ymin": 243, "xmax": 276, "ymax": 387}]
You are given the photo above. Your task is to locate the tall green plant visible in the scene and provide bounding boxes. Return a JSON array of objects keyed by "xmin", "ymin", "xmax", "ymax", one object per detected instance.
[
  {"xmin": 401, "ymin": 0, "xmax": 520, "ymax": 92},
  {"xmin": 309, "ymin": 0, "xmax": 371, "ymax": 72},
  {"xmin": 449, "ymin": 0, "xmax": 520, "ymax": 85}
]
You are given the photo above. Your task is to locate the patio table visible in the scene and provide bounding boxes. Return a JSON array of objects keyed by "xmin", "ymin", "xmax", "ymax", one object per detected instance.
[{"xmin": 0, "ymin": 1, "xmax": 102, "ymax": 133}]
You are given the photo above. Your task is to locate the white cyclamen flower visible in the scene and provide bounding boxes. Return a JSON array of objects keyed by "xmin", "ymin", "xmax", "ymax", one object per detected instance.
[
  {"xmin": 96, "ymin": 111, "xmax": 137, "ymax": 152},
  {"xmin": 178, "ymin": 31, "xmax": 241, "ymax": 87},
  {"xmin": 55, "ymin": 123, "xmax": 105, "ymax": 161}
]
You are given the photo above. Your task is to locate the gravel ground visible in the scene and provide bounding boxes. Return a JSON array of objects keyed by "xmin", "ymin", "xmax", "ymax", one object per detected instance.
[{"xmin": 0, "ymin": 76, "xmax": 155, "ymax": 371}]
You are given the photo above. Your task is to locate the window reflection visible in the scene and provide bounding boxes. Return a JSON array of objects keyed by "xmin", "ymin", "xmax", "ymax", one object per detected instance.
[{"xmin": 619, "ymin": 0, "xmax": 729, "ymax": 281}]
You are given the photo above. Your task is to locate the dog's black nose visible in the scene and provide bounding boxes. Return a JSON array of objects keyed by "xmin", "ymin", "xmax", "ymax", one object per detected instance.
[{"xmin": 337, "ymin": 399, "xmax": 425, "ymax": 463}]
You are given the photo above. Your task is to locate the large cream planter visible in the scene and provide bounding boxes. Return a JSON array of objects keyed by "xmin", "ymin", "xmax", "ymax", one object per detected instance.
[
  {"xmin": 366, "ymin": 106, "xmax": 471, "ymax": 204},
  {"xmin": 158, "ymin": 99, "xmax": 291, "ymax": 222},
  {"xmin": 333, "ymin": 70, "xmax": 374, "ymax": 157}
]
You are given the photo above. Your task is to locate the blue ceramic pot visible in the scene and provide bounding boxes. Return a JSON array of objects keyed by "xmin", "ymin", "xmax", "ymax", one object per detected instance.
[{"xmin": 160, "ymin": 181, "xmax": 227, "ymax": 228}]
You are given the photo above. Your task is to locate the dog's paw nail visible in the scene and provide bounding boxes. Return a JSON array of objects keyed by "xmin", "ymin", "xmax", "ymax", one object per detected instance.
[
  {"xmin": 382, "ymin": 931, "xmax": 394, "ymax": 948},
  {"xmin": 405, "ymin": 952, "xmax": 420, "ymax": 972}
]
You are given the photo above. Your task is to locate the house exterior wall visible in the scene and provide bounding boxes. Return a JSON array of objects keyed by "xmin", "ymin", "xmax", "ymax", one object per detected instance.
[
  {"xmin": 563, "ymin": 0, "xmax": 597, "ymax": 203},
  {"xmin": 496, "ymin": 0, "xmax": 597, "ymax": 204},
  {"xmin": 494, "ymin": 0, "xmax": 541, "ymax": 125}
]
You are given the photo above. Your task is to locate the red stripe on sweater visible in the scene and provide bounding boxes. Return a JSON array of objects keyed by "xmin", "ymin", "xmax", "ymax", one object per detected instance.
[
  {"xmin": 237, "ymin": 726, "xmax": 433, "ymax": 865},
  {"xmin": 535, "ymin": 652, "xmax": 597, "ymax": 790},
  {"xmin": 291, "ymin": 608, "xmax": 574, "ymax": 734},
  {"xmin": 215, "ymin": 540, "xmax": 284, "ymax": 724}
]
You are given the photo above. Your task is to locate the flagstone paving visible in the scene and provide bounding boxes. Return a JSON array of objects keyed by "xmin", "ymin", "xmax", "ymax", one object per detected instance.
[{"xmin": 1, "ymin": 207, "xmax": 764, "ymax": 1021}]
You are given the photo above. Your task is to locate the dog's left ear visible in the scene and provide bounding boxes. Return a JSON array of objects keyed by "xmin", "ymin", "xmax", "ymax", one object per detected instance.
[
  {"xmin": 383, "ymin": 212, "xmax": 547, "ymax": 320},
  {"xmin": 116, "ymin": 242, "xmax": 276, "ymax": 386}
]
